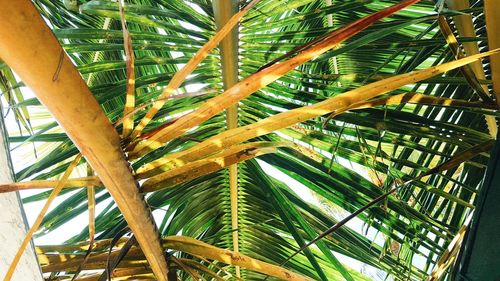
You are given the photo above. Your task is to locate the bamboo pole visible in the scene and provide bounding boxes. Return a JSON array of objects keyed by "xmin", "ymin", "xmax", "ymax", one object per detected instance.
[
  {"xmin": 212, "ymin": 1, "xmax": 241, "ymax": 277},
  {"xmin": 0, "ymin": 1, "xmax": 169, "ymax": 280},
  {"xmin": 445, "ymin": 0, "xmax": 497, "ymax": 136},
  {"xmin": 445, "ymin": 0, "xmax": 488, "ymax": 84},
  {"xmin": 484, "ymin": 0, "xmax": 500, "ymax": 107}
]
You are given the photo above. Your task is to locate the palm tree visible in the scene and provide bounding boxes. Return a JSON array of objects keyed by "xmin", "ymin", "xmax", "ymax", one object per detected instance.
[{"xmin": 0, "ymin": 0, "xmax": 498, "ymax": 280}]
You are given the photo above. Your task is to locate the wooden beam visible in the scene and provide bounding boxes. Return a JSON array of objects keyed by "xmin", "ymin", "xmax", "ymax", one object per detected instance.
[{"xmin": 0, "ymin": 1, "xmax": 169, "ymax": 280}]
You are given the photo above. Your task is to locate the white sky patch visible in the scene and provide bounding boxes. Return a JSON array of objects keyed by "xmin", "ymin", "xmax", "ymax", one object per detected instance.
[
  {"xmin": 186, "ymin": 1, "xmax": 207, "ymax": 16},
  {"xmin": 170, "ymin": 51, "xmax": 184, "ymax": 59},
  {"xmin": 185, "ymin": 83, "xmax": 206, "ymax": 93},
  {"xmin": 179, "ymin": 20, "xmax": 203, "ymax": 33}
]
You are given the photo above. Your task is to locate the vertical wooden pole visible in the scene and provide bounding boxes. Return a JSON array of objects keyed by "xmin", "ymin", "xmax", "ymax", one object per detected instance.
[{"xmin": 213, "ymin": 0, "xmax": 241, "ymax": 277}]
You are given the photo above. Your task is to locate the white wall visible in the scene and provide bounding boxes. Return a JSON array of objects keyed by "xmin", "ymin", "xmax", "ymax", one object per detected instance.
[{"xmin": 0, "ymin": 114, "xmax": 43, "ymax": 280}]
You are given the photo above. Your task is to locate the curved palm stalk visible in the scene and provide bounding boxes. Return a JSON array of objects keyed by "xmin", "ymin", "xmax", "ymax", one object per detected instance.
[
  {"xmin": 118, "ymin": 0, "xmax": 136, "ymax": 138},
  {"xmin": 46, "ymin": 236, "xmax": 313, "ymax": 281},
  {"xmin": 141, "ymin": 144, "xmax": 280, "ymax": 192},
  {"xmin": 38, "ymin": 236, "xmax": 313, "ymax": 280},
  {"xmin": 347, "ymin": 92, "xmax": 496, "ymax": 111},
  {"xmin": 164, "ymin": 236, "xmax": 313, "ymax": 281},
  {"xmin": 0, "ymin": 1, "xmax": 169, "ymax": 280},
  {"xmin": 137, "ymin": 50, "xmax": 499, "ymax": 174},
  {"xmin": 137, "ymin": 141, "xmax": 284, "ymax": 178},
  {"xmin": 128, "ymin": 0, "xmax": 422, "ymax": 158},
  {"xmin": 0, "ymin": 177, "xmax": 101, "ymax": 193},
  {"xmin": 322, "ymin": 92, "xmax": 494, "ymax": 126}
]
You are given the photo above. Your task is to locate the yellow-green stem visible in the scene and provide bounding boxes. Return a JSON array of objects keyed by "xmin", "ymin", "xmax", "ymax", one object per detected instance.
[
  {"xmin": 213, "ymin": 0, "xmax": 241, "ymax": 277},
  {"xmin": 325, "ymin": 0, "xmax": 341, "ymax": 86}
]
